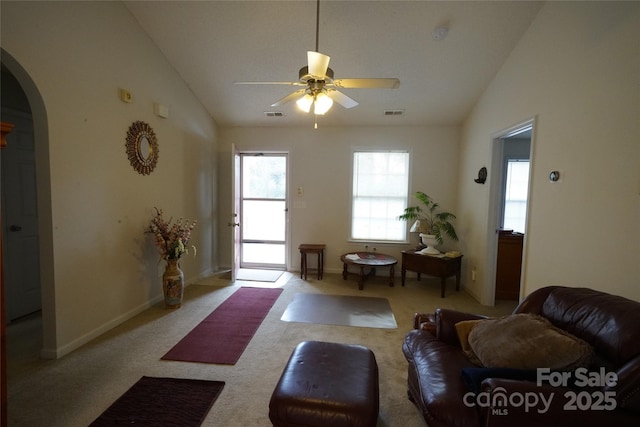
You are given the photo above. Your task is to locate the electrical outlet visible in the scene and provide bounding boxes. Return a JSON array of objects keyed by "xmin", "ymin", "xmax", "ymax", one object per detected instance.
[{"xmin": 471, "ymin": 268, "xmax": 477, "ymax": 281}]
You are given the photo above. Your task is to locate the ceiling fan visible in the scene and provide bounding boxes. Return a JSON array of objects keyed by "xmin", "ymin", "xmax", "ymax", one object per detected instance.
[{"xmin": 234, "ymin": 0, "xmax": 400, "ymax": 118}]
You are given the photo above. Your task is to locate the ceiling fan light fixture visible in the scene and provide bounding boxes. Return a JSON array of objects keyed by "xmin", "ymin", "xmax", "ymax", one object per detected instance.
[
  {"xmin": 296, "ymin": 93, "xmax": 314, "ymax": 113},
  {"xmin": 313, "ymin": 92, "xmax": 333, "ymax": 115},
  {"xmin": 234, "ymin": 0, "xmax": 399, "ymax": 125},
  {"xmin": 307, "ymin": 51, "xmax": 331, "ymax": 79}
]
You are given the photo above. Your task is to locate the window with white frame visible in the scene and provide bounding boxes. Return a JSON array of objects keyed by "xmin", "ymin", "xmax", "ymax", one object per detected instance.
[
  {"xmin": 502, "ymin": 159, "xmax": 530, "ymax": 233},
  {"xmin": 351, "ymin": 150, "xmax": 410, "ymax": 241}
]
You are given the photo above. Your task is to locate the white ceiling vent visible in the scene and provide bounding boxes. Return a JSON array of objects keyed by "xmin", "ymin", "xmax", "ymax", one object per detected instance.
[
  {"xmin": 384, "ymin": 109, "xmax": 404, "ymax": 116},
  {"xmin": 264, "ymin": 111, "xmax": 285, "ymax": 117}
]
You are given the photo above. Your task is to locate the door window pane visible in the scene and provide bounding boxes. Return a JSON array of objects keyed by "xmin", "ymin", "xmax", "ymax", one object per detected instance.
[
  {"xmin": 242, "ymin": 243, "xmax": 285, "ymax": 264},
  {"xmin": 242, "ymin": 200, "xmax": 285, "ymax": 241},
  {"xmin": 242, "ymin": 156, "xmax": 286, "ymax": 199}
]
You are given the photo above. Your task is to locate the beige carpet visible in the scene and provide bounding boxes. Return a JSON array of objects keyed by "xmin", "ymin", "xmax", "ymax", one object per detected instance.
[{"xmin": 6, "ymin": 272, "xmax": 517, "ymax": 427}]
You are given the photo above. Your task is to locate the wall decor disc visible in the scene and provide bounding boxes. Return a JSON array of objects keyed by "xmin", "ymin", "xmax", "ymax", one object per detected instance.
[{"xmin": 125, "ymin": 121, "xmax": 159, "ymax": 175}]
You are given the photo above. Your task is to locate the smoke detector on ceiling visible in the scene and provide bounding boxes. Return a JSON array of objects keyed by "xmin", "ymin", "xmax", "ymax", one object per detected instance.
[{"xmin": 432, "ymin": 26, "xmax": 449, "ymax": 41}]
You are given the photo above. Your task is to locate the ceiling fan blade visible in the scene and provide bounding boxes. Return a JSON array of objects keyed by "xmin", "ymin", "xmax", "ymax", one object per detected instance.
[
  {"xmin": 235, "ymin": 81, "xmax": 305, "ymax": 86},
  {"xmin": 307, "ymin": 51, "xmax": 330, "ymax": 79},
  {"xmin": 271, "ymin": 89, "xmax": 306, "ymax": 107},
  {"xmin": 332, "ymin": 78, "xmax": 400, "ymax": 89},
  {"xmin": 326, "ymin": 89, "xmax": 359, "ymax": 109}
]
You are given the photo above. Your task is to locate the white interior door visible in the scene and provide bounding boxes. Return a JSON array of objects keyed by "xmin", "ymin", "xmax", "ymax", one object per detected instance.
[{"xmin": 1, "ymin": 108, "xmax": 41, "ymax": 321}]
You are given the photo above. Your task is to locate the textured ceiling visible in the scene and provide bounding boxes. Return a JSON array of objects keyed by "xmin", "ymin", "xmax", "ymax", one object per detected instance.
[{"xmin": 125, "ymin": 1, "xmax": 544, "ymax": 128}]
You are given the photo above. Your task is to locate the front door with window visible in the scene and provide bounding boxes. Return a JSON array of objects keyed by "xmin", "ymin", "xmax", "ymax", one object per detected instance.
[{"xmin": 240, "ymin": 154, "xmax": 287, "ymax": 269}]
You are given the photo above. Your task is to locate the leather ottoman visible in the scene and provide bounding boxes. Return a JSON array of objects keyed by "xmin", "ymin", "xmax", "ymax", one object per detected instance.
[{"xmin": 269, "ymin": 341, "xmax": 379, "ymax": 427}]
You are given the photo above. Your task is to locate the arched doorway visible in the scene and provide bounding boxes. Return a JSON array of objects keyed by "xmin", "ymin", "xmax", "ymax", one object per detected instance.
[
  {"xmin": 1, "ymin": 49, "xmax": 56, "ymax": 359},
  {"xmin": 2, "ymin": 66, "xmax": 41, "ymax": 321}
]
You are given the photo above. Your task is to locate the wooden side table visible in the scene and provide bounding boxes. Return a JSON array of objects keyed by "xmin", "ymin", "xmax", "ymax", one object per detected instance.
[
  {"xmin": 340, "ymin": 252, "xmax": 397, "ymax": 290},
  {"xmin": 299, "ymin": 244, "xmax": 325, "ymax": 280},
  {"xmin": 401, "ymin": 250, "xmax": 462, "ymax": 298}
]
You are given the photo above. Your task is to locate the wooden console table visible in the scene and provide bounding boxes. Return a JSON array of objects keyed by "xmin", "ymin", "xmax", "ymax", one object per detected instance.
[{"xmin": 401, "ymin": 250, "xmax": 462, "ymax": 298}]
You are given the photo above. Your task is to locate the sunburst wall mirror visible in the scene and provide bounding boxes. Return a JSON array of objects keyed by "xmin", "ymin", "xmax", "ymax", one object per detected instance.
[{"xmin": 125, "ymin": 121, "xmax": 158, "ymax": 175}]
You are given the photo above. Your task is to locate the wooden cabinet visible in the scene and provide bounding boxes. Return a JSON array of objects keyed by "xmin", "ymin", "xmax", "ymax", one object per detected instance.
[
  {"xmin": 495, "ymin": 230, "xmax": 523, "ymax": 300},
  {"xmin": 401, "ymin": 250, "xmax": 462, "ymax": 298}
]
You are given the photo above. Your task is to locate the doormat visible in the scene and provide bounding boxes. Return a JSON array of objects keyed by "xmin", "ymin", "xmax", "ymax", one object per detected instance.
[
  {"xmin": 162, "ymin": 286, "xmax": 283, "ymax": 364},
  {"xmin": 236, "ymin": 268, "xmax": 284, "ymax": 282},
  {"xmin": 281, "ymin": 293, "xmax": 397, "ymax": 329},
  {"xmin": 90, "ymin": 376, "xmax": 224, "ymax": 427}
]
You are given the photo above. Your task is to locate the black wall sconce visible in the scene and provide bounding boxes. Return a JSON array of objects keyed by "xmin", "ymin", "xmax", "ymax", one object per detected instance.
[{"xmin": 474, "ymin": 167, "xmax": 487, "ymax": 184}]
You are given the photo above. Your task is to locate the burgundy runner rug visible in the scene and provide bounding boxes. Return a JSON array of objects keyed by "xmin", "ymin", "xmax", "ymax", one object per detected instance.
[
  {"xmin": 90, "ymin": 376, "xmax": 224, "ymax": 427},
  {"xmin": 162, "ymin": 286, "xmax": 283, "ymax": 364}
]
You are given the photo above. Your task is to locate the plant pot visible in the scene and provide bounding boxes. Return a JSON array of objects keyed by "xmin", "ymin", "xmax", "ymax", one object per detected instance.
[
  {"xmin": 162, "ymin": 259, "xmax": 184, "ymax": 308},
  {"xmin": 418, "ymin": 234, "xmax": 440, "ymax": 255}
]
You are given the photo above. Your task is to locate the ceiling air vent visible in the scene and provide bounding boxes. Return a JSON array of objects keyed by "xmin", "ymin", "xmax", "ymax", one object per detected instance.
[
  {"xmin": 384, "ymin": 109, "xmax": 404, "ymax": 116},
  {"xmin": 264, "ymin": 111, "xmax": 285, "ymax": 117}
]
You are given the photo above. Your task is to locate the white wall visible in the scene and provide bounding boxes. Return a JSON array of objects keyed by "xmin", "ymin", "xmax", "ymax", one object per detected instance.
[
  {"xmin": 218, "ymin": 125, "xmax": 460, "ymax": 273},
  {"xmin": 2, "ymin": 1, "xmax": 218, "ymax": 357},
  {"xmin": 458, "ymin": 1, "xmax": 640, "ymax": 303}
]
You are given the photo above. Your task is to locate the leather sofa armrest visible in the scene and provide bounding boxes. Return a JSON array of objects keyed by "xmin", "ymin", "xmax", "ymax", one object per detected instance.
[
  {"xmin": 610, "ymin": 355, "xmax": 640, "ymax": 411},
  {"xmin": 435, "ymin": 308, "xmax": 487, "ymax": 347},
  {"xmin": 512, "ymin": 285, "xmax": 559, "ymax": 315},
  {"xmin": 413, "ymin": 312, "xmax": 436, "ymax": 334}
]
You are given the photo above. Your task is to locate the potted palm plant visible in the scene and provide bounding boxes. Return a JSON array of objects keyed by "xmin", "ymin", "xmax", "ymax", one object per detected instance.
[{"xmin": 398, "ymin": 192, "xmax": 458, "ymax": 254}]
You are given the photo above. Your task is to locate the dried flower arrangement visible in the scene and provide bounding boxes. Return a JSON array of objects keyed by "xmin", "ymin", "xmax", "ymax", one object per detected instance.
[{"xmin": 148, "ymin": 207, "xmax": 197, "ymax": 260}]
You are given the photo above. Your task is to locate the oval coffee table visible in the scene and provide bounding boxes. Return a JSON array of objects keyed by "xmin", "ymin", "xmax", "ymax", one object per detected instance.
[{"xmin": 340, "ymin": 252, "xmax": 398, "ymax": 290}]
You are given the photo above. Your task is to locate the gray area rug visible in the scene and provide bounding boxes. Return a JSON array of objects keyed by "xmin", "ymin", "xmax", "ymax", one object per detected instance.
[{"xmin": 281, "ymin": 293, "xmax": 398, "ymax": 329}]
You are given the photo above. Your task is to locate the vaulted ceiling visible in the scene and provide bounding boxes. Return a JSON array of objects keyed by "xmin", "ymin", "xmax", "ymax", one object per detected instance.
[{"xmin": 124, "ymin": 1, "xmax": 544, "ymax": 128}]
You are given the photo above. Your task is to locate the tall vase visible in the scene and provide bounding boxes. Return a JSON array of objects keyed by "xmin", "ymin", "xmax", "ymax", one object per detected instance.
[{"xmin": 162, "ymin": 259, "xmax": 184, "ymax": 308}]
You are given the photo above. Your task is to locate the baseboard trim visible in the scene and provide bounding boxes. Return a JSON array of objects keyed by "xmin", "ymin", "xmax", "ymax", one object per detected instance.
[{"xmin": 40, "ymin": 294, "xmax": 164, "ymax": 359}]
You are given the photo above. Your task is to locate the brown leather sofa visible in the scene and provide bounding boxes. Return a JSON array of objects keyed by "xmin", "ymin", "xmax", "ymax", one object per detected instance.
[{"xmin": 402, "ymin": 286, "xmax": 640, "ymax": 427}]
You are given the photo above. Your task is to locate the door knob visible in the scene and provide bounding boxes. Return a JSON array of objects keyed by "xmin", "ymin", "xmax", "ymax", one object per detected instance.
[{"xmin": 9, "ymin": 225, "xmax": 22, "ymax": 232}]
